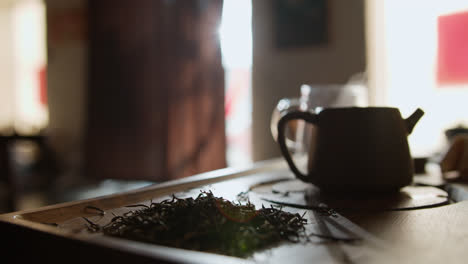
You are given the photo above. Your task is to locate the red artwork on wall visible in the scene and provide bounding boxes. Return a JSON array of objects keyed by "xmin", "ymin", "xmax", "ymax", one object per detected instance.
[
  {"xmin": 437, "ymin": 11, "xmax": 468, "ymax": 85},
  {"xmin": 38, "ymin": 66, "xmax": 47, "ymax": 106}
]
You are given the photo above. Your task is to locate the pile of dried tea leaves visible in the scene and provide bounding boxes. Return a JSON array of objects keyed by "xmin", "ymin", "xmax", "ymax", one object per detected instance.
[{"xmin": 85, "ymin": 191, "xmax": 308, "ymax": 258}]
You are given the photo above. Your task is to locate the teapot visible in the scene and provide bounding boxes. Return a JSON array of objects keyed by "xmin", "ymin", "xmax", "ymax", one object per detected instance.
[{"xmin": 277, "ymin": 107, "xmax": 424, "ymax": 193}]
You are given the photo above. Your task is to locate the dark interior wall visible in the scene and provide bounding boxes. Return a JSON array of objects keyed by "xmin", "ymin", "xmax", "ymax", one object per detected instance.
[
  {"xmin": 252, "ymin": 0, "xmax": 366, "ymax": 161},
  {"xmin": 47, "ymin": 0, "xmax": 226, "ymax": 181},
  {"xmin": 46, "ymin": 0, "xmax": 88, "ymax": 175}
]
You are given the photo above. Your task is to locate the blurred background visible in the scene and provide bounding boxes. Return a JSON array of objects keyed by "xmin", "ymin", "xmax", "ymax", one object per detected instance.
[{"xmin": 0, "ymin": 0, "xmax": 467, "ymax": 213}]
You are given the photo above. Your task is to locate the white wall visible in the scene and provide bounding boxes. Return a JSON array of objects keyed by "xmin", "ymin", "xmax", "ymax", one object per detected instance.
[
  {"xmin": 252, "ymin": 0, "xmax": 366, "ymax": 161},
  {"xmin": 0, "ymin": 3, "xmax": 14, "ymax": 133}
]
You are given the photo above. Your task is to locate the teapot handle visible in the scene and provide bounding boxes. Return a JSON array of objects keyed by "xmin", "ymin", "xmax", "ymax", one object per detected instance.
[{"xmin": 277, "ymin": 110, "xmax": 318, "ymax": 182}]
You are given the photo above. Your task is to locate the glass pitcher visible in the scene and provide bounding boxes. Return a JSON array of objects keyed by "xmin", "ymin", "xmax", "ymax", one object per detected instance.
[{"xmin": 271, "ymin": 83, "xmax": 368, "ymax": 155}]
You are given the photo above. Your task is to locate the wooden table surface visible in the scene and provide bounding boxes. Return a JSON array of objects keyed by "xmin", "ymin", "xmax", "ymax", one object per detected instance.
[{"xmin": 1, "ymin": 158, "xmax": 467, "ymax": 264}]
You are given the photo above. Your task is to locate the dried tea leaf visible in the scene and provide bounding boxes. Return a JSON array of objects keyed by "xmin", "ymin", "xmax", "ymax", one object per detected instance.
[{"xmin": 86, "ymin": 191, "xmax": 309, "ymax": 258}]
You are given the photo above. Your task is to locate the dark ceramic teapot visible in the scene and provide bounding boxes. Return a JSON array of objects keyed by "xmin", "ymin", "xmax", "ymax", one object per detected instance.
[{"xmin": 277, "ymin": 107, "xmax": 424, "ymax": 193}]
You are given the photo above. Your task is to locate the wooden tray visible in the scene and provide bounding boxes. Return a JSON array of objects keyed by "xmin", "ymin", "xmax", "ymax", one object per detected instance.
[{"xmin": 2, "ymin": 158, "xmax": 465, "ymax": 264}]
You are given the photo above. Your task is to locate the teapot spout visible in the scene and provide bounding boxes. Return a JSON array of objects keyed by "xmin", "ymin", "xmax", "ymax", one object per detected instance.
[{"xmin": 405, "ymin": 108, "xmax": 424, "ymax": 134}]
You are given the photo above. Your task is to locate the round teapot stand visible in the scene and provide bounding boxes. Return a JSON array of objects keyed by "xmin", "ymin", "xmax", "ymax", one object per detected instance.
[{"xmin": 252, "ymin": 179, "xmax": 449, "ymax": 212}]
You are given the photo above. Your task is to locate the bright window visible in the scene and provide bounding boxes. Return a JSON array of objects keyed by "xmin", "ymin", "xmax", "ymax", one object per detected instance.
[
  {"xmin": 0, "ymin": 0, "xmax": 48, "ymax": 135},
  {"xmin": 367, "ymin": 0, "xmax": 468, "ymax": 156},
  {"xmin": 219, "ymin": 0, "xmax": 253, "ymax": 167}
]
